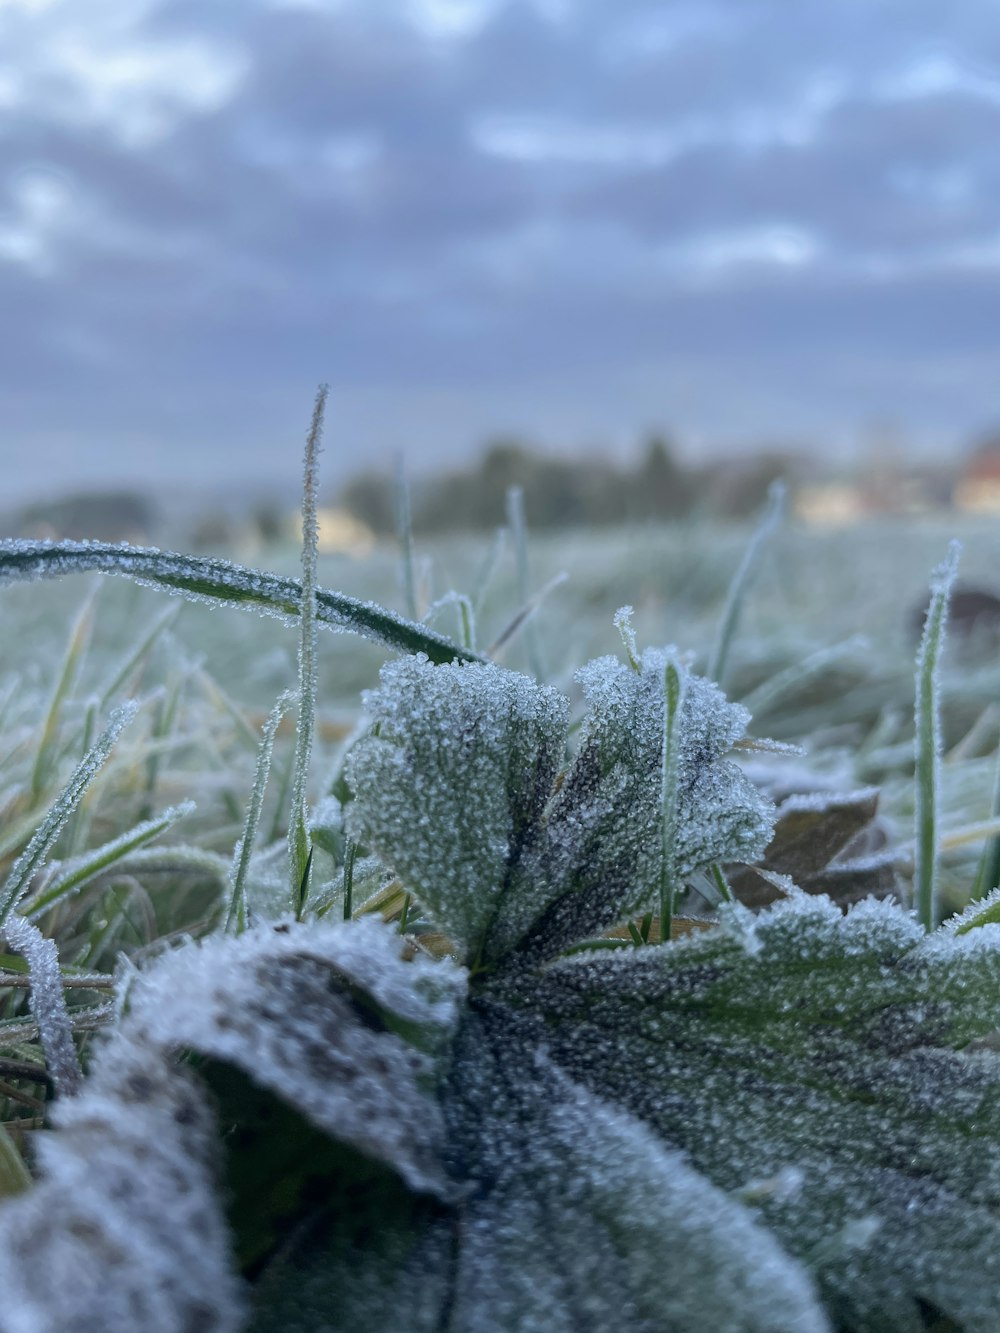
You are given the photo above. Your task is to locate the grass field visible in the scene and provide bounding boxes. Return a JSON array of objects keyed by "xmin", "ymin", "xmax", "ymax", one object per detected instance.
[{"xmin": 2, "ymin": 500, "xmax": 1000, "ymax": 1329}]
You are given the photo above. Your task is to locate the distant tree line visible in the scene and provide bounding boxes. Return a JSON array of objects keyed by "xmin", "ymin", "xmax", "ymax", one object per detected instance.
[{"xmin": 340, "ymin": 437, "xmax": 794, "ymax": 535}]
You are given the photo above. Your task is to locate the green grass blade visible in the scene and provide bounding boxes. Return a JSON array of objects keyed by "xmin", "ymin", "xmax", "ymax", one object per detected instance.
[
  {"xmin": 0, "ymin": 540, "xmax": 483, "ymax": 666},
  {"xmin": 708, "ymin": 480, "xmax": 785, "ymax": 688},
  {"xmin": 21, "ymin": 801, "xmax": 196, "ymax": 919},
  {"xmin": 506, "ymin": 485, "xmax": 544, "ymax": 679},
  {"xmin": 30, "ymin": 587, "xmax": 96, "ymax": 800},
  {"xmin": 2, "ymin": 912, "xmax": 81, "ymax": 1097},
  {"xmin": 973, "ymin": 747, "xmax": 1000, "ymax": 903},
  {"xmin": 289, "ymin": 386, "xmax": 326, "ymax": 918},
  {"xmin": 914, "ymin": 541, "xmax": 960, "ymax": 933},
  {"xmin": 394, "ymin": 457, "xmax": 419, "ymax": 620},
  {"xmin": 0, "ymin": 702, "xmax": 138, "ymax": 926},
  {"xmin": 737, "ymin": 636, "xmax": 866, "ymax": 719},
  {"xmin": 659, "ymin": 658, "xmax": 686, "ymax": 945},
  {"xmin": 227, "ymin": 690, "xmax": 297, "ymax": 934},
  {"xmin": 0, "ymin": 1122, "xmax": 32, "ymax": 1197},
  {"xmin": 98, "ymin": 604, "xmax": 179, "ymax": 710}
]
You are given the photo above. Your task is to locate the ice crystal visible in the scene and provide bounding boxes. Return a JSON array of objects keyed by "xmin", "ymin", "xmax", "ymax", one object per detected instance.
[{"xmin": 346, "ymin": 647, "xmax": 773, "ymax": 965}]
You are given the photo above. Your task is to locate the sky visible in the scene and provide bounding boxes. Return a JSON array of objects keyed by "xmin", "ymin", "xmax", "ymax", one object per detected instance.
[{"xmin": 2, "ymin": 0, "xmax": 1000, "ymax": 505}]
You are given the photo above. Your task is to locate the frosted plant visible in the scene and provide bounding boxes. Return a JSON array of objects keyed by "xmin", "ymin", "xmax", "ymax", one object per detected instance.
[
  {"xmin": 346, "ymin": 647, "xmax": 774, "ymax": 967},
  {"xmin": 4, "ymin": 473, "xmax": 1000, "ymax": 1329}
]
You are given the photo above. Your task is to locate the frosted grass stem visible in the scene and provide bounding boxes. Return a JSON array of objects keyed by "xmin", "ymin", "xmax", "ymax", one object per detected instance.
[
  {"xmin": 914, "ymin": 540, "xmax": 960, "ymax": 932},
  {"xmin": 23, "ymin": 800, "xmax": 196, "ymax": 918},
  {"xmin": 708, "ymin": 480, "xmax": 785, "ymax": 688},
  {"xmin": 394, "ymin": 458, "xmax": 419, "ymax": 621},
  {"xmin": 226, "ymin": 690, "xmax": 296, "ymax": 934},
  {"xmin": 973, "ymin": 746, "xmax": 1000, "ymax": 902},
  {"xmin": 3, "ymin": 913, "xmax": 81, "ymax": 1097},
  {"xmin": 0, "ymin": 702, "xmax": 138, "ymax": 927},
  {"xmin": 289, "ymin": 385, "xmax": 326, "ymax": 919},
  {"xmin": 31, "ymin": 589, "xmax": 95, "ymax": 800},
  {"xmin": 659, "ymin": 659, "xmax": 686, "ymax": 944},
  {"xmin": 506, "ymin": 486, "xmax": 544, "ymax": 679}
]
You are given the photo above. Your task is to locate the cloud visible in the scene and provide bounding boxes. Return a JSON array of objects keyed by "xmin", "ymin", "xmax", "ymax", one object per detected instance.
[{"xmin": 0, "ymin": 0, "xmax": 999, "ymax": 503}]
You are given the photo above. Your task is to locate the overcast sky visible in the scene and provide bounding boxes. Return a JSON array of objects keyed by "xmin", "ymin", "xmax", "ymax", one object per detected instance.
[{"xmin": 2, "ymin": 0, "xmax": 999, "ymax": 504}]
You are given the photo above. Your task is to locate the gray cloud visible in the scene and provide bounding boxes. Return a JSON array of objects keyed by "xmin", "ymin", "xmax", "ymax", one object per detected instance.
[{"xmin": 1, "ymin": 0, "xmax": 999, "ymax": 504}]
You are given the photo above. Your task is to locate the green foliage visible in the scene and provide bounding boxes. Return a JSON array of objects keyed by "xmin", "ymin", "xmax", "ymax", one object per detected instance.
[{"xmin": 1, "ymin": 454, "xmax": 1000, "ymax": 1331}]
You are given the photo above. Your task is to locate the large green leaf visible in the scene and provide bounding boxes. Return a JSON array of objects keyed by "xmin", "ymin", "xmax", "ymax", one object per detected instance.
[
  {"xmin": 511, "ymin": 893, "xmax": 1000, "ymax": 1330},
  {"xmin": 345, "ymin": 656, "xmax": 568, "ymax": 963},
  {"xmin": 346, "ymin": 651, "xmax": 774, "ymax": 967}
]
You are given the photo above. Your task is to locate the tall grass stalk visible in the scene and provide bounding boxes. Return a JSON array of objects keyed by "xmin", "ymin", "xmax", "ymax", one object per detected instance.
[
  {"xmin": 30, "ymin": 589, "xmax": 96, "ymax": 800},
  {"xmin": 506, "ymin": 486, "xmax": 544, "ymax": 679},
  {"xmin": 22, "ymin": 800, "xmax": 196, "ymax": 919},
  {"xmin": 708, "ymin": 480, "xmax": 785, "ymax": 688},
  {"xmin": 289, "ymin": 385, "xmax": 326, "ymax": 919},
  {"xmin": 394, "ymin": 458, "xmax": 419, "ymax": 621},
  {"xmin": 914, "ymin": 540, "xmax": 960, "ymax": 933},
  {"xmin": 227, "ymin": 690, "xmax": 296, "ymax": 934},
  {"xmin": 659, "ymin": 658, "xmax": 685, "ymax": 944},
  {"xmin": 2, "ymin": 913, "xmax": 81, "ymax": 1097},
  {"xmin": 0, "ymin": 702, "xmax": 138, "ymax": 926},
  {"xmin": 973, "ymin": 747, "xmax": 1000, "ymax": 902}
]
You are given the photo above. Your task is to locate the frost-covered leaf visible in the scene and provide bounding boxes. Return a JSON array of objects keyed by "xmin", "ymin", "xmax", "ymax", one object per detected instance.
[
  {"xmin": 729, "ymin": 786, "xmax": 894, "ymax": 908},
  {"xmin": 251, "ymin": 999, "xmax": 828, "ymax": 1333},
  {"xmin": 513, "ymin": 893, "xmax": 1000, "ymax": 1330},
  {"xmin": 345, "ymin": 656, "xmax": 567, "ymax": 961},
  {"xmin": 507, "ymin": 648, "xmax": 775, "ymax": 961},
  {"xmin": 0, "ymin": 1038, "xmax": 243, "ymax": 1333},
  {"xmin": 438, "ymin": 1003, "xmax": 827, "ymax": 1333},
  {"xmin": 0, "ymin": 917, "xmax": 467, "ymax": 1332},
  {"xmin": 125, "ymin": 915, "xmax": 466, "ymax": 1199},
  {"xmin": 347, "ymin": 649, "xmax": 774, "ymax": 966}
]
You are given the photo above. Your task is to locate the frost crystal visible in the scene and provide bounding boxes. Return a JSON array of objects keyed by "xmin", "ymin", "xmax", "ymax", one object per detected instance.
[{"xmin": 346, "ymin": 648, "xmax": 773, "ymax": 964}]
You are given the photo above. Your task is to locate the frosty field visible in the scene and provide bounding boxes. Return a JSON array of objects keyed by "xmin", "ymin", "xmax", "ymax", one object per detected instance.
[{"xmin": 2, "ymin": 484, "xmax": 1000, "ymax": 1331}]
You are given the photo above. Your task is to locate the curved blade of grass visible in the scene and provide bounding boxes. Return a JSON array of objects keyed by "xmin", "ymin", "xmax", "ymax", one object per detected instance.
[
  {"xmin": 914, "ymin": 540, "xmax": 960, "ymax": 932},
  {"xmin": 21, "ymin": 800, "xmax": 196, "ymax": 919},
  {"xmin": 289, "ymin": 387, "xmax": 326, "ymax": 919},
  {"xmin": 737, "ymin": 636, "xmax": 866, "ymax": 719},
  {"xmin": 98, "ymin": 604, "xmax": 179, "ymax": 710},
  {"xmin": 0, "ymin": 540, "xmax": 484, "ymax": 666},
  {"xmin": 708, "ymin": 479, "xmax": 785, "ymax": 688},
  {"xmin": 2, "ymin": 912, "xmax": 81, "ymax": 1097},
  {"xmin": 486, "ymin": 571, "xmax": 568, "ymax": 660},
  {"xmin": 0, "ymin": 702, "xmax": 138, "ymax": 927},
  {"xmin": 31, "ymin": 586, "xmax": 96, "ymax": 800}
]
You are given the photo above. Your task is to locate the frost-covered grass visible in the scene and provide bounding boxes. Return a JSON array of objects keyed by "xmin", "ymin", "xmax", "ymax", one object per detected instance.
[{"xmin": 2, "ymin": 432, "xmax": 1000, "ymax": 1329}]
